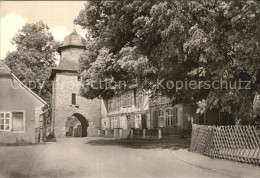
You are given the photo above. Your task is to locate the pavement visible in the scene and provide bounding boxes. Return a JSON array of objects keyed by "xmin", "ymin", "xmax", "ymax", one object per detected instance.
[
  {"xmin": 0, "ymin": 137, "xmax": 259, "ymax": 177},
  {"xmin": 172, "ymin": 149, "xmax": 260, "ymax": 178}
]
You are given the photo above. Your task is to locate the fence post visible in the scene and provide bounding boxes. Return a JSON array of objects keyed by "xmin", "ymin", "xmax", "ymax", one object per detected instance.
[
  {"xmin": 158, "ymin": 128, "xmax": 162, "ymax": 139},
  {"xmin": 130, "ymin": 128, "xmax": 134, "ymax": 138},
  {"xmin": 143, "ymin": 129, "xmax": 146, "ymax": 139},
  {"xmin": 119, "ymin": 128, "xmax": 123, "ymax": 138}
]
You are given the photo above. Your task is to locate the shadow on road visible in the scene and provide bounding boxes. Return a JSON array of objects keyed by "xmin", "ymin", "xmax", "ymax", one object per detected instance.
[{"xmin": 86, "ymin": 138, "xmax": 190, "ymax": 150}]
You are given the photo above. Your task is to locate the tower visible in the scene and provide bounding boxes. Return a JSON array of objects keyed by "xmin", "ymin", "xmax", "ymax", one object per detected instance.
[{"xmin": 50, "ymin": 30, "xmax": 101, "ymax": 137}]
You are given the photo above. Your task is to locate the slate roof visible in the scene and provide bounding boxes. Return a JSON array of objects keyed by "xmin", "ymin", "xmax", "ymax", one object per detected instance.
[
  {"xmin": 57, "ymin": 29, "xmax": 86, "ymax": 53},
  {"xmin": 55, "ymin": 57, "xmax": 79, "ymax": 71},
  {"xmin": 0, "ymin": 60, "xmax": 11, "ymax": 76}
]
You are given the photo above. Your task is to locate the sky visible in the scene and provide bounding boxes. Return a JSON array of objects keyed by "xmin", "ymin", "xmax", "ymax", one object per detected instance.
[{"xmin": 0, "ymin": 1, "xmax": 87, "ymax": 60}]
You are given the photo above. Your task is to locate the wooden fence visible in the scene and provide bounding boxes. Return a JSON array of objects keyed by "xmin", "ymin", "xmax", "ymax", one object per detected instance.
[{"xmin": 190, "ymin": 124, "xmax": 260, "ymax": 165}]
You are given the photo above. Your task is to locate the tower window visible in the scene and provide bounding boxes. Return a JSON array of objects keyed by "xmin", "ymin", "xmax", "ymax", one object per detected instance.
[{"xmin": 72, "ymin": 93, "xmax": 76, "ymax": 105}]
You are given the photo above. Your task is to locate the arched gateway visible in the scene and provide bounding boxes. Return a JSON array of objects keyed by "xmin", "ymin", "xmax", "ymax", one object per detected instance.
[{"xmin": 65, "ymin": 113, "xmax": 89, "ymax": 137}]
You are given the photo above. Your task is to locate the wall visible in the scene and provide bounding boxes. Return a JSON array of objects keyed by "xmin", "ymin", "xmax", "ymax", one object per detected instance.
[
  {"xmin": 106, "ymin": 88, "xmax": 150, "ymax": 116},
  {"xmin": 0, "ymin": 76, "xmax": 44, "ymax": 143},
  {"xmin": 60, "ymin": 48, "xmax": 85, "ymax": 62},
  {"xmin": 52, "ymin": 73, "xmax": 101, "ymax": 137},
  {"xmin": 101, "ymin": 88, "xmax": 150, "ymax": 130}
]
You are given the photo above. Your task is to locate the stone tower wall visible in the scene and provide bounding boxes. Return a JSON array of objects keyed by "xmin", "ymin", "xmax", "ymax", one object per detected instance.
[
  {"xmin": 53, "ymin": 73, "xmax": 101, "ymax": 137},
  {"xmin": 60, "ymin": 48, "xmax": 85, "ymax": 61}
]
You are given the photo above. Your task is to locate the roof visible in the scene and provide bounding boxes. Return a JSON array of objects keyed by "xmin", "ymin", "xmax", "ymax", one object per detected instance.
[
  {"xmin": 57, "ymin": 29, "xmax": 86, "ymax": 53},
  {"xmin": 11, "ymin": 74, "xmax": 47, "ymax": 105},
  {"xmin": 0, "ymin": 60, "xmax": 11, "ymax": 76},
  {"xmin": 49, "ymin": 56, "xmax": 79, "ymax": 80},
  {"xmin": 0, "ymin": 60, "xmax": 47, "ymax": 105},
  {"xmin": 55, "ymin": 57, "xmax": 79, "ymax": 71},
  {"xmin": 50, "ymin": 30, "xmax": 86, "ymax": 79}
]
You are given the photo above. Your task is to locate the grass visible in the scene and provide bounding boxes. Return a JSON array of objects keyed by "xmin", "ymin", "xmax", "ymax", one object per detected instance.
[
  {"xmin": 0, "ymin": 139, "xmax": 39, "ymax": 146},
  {"xmin": 87, "ymin": 137, "xmax": 191, "ymax": 150}
]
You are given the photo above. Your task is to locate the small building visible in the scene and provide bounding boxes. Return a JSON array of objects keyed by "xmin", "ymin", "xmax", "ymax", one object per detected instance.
[
  {"xmin": 193, "ymin": 109, "xmax": 235, "ymax": 126},
  {"xmin": 50, "ymin": 30, "xmax": 101, "ymax": 138},
  {"xmin": 0, "ymin": 61, "xmax": 47, "ymax": 143},
  {"xmin": 101, "ymin": 88, "xmax": 195, "ymax": 139},
  {"xmin": 150, "ymin": 95, "xmax": 194, "ymax": 136}
]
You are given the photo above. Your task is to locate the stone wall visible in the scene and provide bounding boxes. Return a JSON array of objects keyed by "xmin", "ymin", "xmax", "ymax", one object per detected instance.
[{"xmin": 52, "ymin": 73, "xmax": 101, "ymax": 137}]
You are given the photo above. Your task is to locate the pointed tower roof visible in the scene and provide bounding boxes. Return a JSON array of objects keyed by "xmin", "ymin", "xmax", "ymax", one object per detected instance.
[
  {"xmin": 57, "ymin": 29, "xmax": 86, "ymax": 53},
  {"xmin": 50, "ymin": 30, "xmax": 86, "ymax": 80}
]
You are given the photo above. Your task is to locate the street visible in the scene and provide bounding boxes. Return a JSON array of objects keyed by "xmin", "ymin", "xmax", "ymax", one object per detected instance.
[{"xmin": 0, "ymin": 137, "xmax": 231, "ymax": 177}]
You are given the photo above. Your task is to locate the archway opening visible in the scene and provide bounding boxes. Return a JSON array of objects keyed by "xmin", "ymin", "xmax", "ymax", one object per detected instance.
[{"xmin": 65, "ymin": 113, "xmax": 88, "ymax": 137}]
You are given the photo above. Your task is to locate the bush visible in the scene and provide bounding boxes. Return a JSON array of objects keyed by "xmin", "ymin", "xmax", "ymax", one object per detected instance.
[
  {"xmin": 46, "ymin": 133, "xmax": 56, "ymax": 142},
  {"xmin": 14, "ymin": 138, "xmax": 33, "ymax": 146}
]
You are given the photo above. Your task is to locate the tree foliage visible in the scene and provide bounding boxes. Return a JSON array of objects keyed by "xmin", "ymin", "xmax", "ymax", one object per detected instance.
[
  {"xmin": 75, "ymin": 0, "xmax": 260, "ymax": 123},
  {"xmin": 5, "ymin": 21, "xmax": 58, "ymax": 103}
]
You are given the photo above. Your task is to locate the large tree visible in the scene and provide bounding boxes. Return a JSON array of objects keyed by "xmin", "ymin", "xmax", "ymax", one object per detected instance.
[
  {"xmin": 75, "ymin": 0, "xmax": 260, "ymax": 124},
  {"xmin": 5, "ymin": 21, "xmax": 58, "ymax": 103}
]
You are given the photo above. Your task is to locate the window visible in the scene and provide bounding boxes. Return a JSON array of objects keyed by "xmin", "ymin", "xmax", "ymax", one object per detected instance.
[
  {"xmin": 110, "ymin": 118, "xmax": 114, "ymax": 129},
  {"xmin": 166, "ymin": 108, "xmax": 177, "ymax": 126},
  {"xmin": 122, "ymin": 93, "xmax": 128, "ymax": 107},
  {"xmin": 139, "ymin": 90, "xmax": 143, "ymax": 104},
  {"xmin": 128, "ymin": 92, "xmax": 132, "ymax": 106},
  {"xmin": 157, "ymin": 110, "xmax": 164, "ymax": 127},
  {"xmin": 158, "ymin": 110, "xmax": 164, "ymax": 119},
  {"xmin": 166, "ymin": 109, "xmax": 173, "ymax": 127},
  {"xmin": 113, "ymin": 96, "xmax": 120, "ymax": 111},
  {"xmin": 118, "ymin": 96, "xmax": 121, "ymax": 110},
  {"xmin": 153, "ymin": 110, "xmax": 158, "ymax": 128},
  {"xmin": 111, "ymin": 100, "xmax": 113, "ymax": 111},
  {"xmin": 135, "ymin": 89, "xmax": 143, "ymax": 108},
  {"xmin": 123, "ymin": 94, "xmax": 126, "ymax": 107},
  {"xmin": 0, "ymin": 112, "xmax": 11, "ymax": 131},
  {"xmin": 72, "ymin": 93, "xmax": 76, "ymax": 105},
  {"xmin": 12, "ymin": 112, "xmax": 24, "ymax": 131},
  {"xmin": 77, "ymin": 76, "xmax": 81, "ymax": 81},
  {"xmin": 108, "ymin": 99, "xmax": 112, "ymax": 111},
  {"xmin": 126, "ymin": 93, "xmax": 129, "ymax": 106},
  {"xmin": 113, "ymin": 98, "xmax": 116, "ymax": 111},
  {"xmin": 135, "ymin": 114, "xmax": 141, "ymax": 128},
  {"xmin": 120, "ymin": 92, "xmax": 133, "ymax": 107},
  {"xmin": 114, "ymin": 118, "xmax": 118, "ymax": 128},
  {"xmin": 108, "ymin": 97, "xmax": 121, "ymax": 111}
]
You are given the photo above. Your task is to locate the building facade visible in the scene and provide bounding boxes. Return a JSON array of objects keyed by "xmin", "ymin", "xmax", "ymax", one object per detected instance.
[
  {"xmin": 50, "ymin": 30, "xmax": 101, "ymax": 138},
  {"xmin": 0, "ymin": 61, "xmax": 46, "ymax": 143},
  {"xmin": 150, "ymin": 95, "xmax": 194, "ymax": 135},
  {"xmin": 101, "ymin": 87, "xmax": 195, "ymax": 138},
  {"xmin": 101, "ymin": 87, "xmax": 150, "ymax": 138}
]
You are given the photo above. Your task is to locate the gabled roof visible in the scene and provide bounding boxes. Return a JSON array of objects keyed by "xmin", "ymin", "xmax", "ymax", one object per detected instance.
[
  {"xmin": 11, "ymin": 74, "xmax": 47, "ymax": 105},
  {"xmin": 0, "ymin": 60, "xmax": 11, "ymax": 76},
  {"xmin": 0, "ymin": 60, "xmax": 47, "ymax": 105}
]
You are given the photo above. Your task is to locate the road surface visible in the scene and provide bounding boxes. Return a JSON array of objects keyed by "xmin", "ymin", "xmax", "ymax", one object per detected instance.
[{"xmin": 0, "ymin": 137, "xmax": 228, "ymax": 177}]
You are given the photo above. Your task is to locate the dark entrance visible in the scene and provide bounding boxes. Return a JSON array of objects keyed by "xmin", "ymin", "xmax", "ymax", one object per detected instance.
[{"xmin": 65, "ymin": 113, "xmax": 89, "ymax": 137}]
